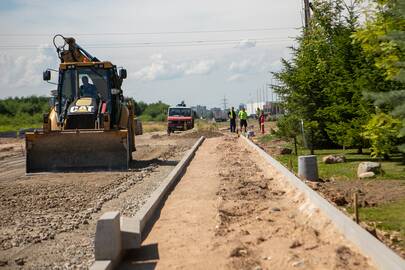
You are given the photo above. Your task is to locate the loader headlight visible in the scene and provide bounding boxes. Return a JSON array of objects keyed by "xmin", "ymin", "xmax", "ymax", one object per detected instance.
[{"xmin": 111, "ymin": 88, "xmax": 121, "ymax": 95}]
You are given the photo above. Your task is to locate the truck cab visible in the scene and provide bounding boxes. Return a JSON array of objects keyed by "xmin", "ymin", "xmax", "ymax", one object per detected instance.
[{"xmin": 167, "ymin": 104, "xmax": 195, "ymax": 134}]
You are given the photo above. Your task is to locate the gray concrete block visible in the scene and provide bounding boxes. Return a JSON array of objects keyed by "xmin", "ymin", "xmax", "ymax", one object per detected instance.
[
  {"xmin": 298, "ymin": 155, "xmax": 318, "ymax": 181},
  {"xmin": 94, "ymin": 211, "xmax": 122, "ymax": 261},
  {"xmin": 89, "ymin": 260, "xmax": 112, "ymax": 270},
  {"xmin": 120, "ymin": 216, "xmax": 141, "ymax": 250}
]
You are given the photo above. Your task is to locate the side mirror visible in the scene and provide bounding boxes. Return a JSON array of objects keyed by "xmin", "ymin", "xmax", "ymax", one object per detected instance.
[
  {"xmin": 119, "ymin": 69, "xmax": 127, "ymax": 79},
  {"xmin": 43, "ymin": 70, "xmax": 51, "ymax": 81}
]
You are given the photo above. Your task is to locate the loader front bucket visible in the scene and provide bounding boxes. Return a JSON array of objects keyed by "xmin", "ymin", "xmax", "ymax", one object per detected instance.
[{"xmin": 25, "ymin": 130, "xmax": 131, "ymax": 173}]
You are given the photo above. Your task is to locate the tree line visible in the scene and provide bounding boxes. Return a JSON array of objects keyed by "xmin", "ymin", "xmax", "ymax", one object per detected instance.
[{"xmin": 274, "ymin": 0, "xmax": 404, "ymax": 159}]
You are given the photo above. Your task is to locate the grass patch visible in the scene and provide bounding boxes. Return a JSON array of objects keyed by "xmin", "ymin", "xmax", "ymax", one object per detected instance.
[
  {"xmin": 142, "ymin": 121, "xmax": 166, "ymax": 133},
  {"xmin": 346, "ymin": 200, "xmax": 405, "ymax": 248},
  {"xmin": 195, "ymin": 120, "xmax": 218, "ymax": 132},
  {"xmin": 275, "ymin": 148, "xmax": 405, "ymax": 181},
  {"xmin": 359, "ymin": 200, "xmax": 405, "ymax": 238},
  {"xmin": 257, "ymin": 134, "xmax": 278, "ymax": 144}
]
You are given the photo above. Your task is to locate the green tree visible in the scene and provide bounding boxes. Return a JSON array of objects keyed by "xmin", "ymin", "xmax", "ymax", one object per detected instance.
[
  {"xmin": 134, "ymin": 101, "xmax": 147, "ymax": 116},
  {"xmin": 274, "ymin": 0, "xmax": 404, "ymax": 154},
  {"xmin": 354, "ymin": 0, "xmax": 405, "ymax": 152},
  {"xmin": 276, "ymin": 115, "xmax": 301, "ymax": 154},
  {"xmin": 0, "ymin": 96, "xmax": 49, "ymax": 131},
  {"xmin": 363, "ymin": 112, "xmax": 402, "ymax": 159}
]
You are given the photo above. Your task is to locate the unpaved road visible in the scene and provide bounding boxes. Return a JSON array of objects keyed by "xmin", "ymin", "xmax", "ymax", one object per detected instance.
[
  {"xmin": 0, "ymin": 132, "xmax": 201, "ymax": 269},
  {"xmin": 123, "ymin": 135, "xmax": 375, "ymax": 270}
]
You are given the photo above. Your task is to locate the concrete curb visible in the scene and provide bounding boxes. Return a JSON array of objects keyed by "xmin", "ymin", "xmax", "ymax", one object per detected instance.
[
  {"xmin": 241, "ymin": 136, "xmax": 405, "ymax": 270},
  {"xmin": 90, "ymin": 136, "xmax": 205, "ymax": 270},
  {"xmin": 134, "ymin": 136, "xmax": 205, "ymax": 234}
]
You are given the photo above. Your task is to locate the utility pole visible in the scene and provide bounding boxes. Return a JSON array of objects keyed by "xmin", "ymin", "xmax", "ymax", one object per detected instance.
[
  {"xmin": 303, "ymin": 0, "xmax": 311, "ymax": 29},
  {"xmin": 221, "ymin": 95, "xmax": 228, "ymax": 111}
]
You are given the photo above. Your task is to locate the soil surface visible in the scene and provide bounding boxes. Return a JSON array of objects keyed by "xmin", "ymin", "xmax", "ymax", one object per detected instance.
[
  {"xmin": 122, "ymin": 135, "xmax": 375, "ymax": 270},
  {"xmin": 0, "ymin": 132, "xmax": 198, "ymax": 269}
]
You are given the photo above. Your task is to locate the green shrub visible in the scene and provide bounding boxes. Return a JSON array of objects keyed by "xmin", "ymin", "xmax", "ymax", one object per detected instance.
[{"xmin": 363, "ymin": 112, "xmax": 402, "ymax": 159}]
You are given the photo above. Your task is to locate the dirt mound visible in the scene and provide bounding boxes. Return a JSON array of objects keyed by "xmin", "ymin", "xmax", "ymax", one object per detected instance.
[{"xmin": 316, "ymin": 179, "xmax": 405, "ymax": 208}]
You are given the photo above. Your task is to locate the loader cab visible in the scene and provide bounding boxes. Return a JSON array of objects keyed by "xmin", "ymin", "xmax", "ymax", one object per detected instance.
[{"xmin": 55, "ymin": 62, "xmax": 125, "ymax": 129}]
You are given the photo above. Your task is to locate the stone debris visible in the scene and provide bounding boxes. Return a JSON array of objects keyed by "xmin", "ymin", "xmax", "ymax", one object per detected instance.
[
  {"xmin": 357, "ymin": 162, "xmax": 381, "ymax": 177},
  {"xmin": 289, "ymin": 240, "xmax": 303, "ymax": 249},
  {"xmin": 322, "ymin": 155, "xmax": 346, "ymax": 164},
  {"xmin": 359, "ymin": 172, "xmax": 376, "ymax": 179},
  {"xmin": 230, "ymin": 247, "xmax": 248, "ymax": 257}
]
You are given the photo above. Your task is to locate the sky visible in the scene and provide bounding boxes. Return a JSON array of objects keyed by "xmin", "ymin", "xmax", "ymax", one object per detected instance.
[{"xmin": 0, "ymin": 0, "xmax": 303, "ymax": 108}]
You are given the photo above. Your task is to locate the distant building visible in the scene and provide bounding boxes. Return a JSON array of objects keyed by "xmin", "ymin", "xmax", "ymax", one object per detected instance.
[
  {"xmin": 246, "ymin": 102, "xmax": 265, "ymax": 116},
  {"xmin": 246, "ymin": 101, "xmax": 284, "ymax": 116},
  {"xmin": 194, "ymin": 105, "xmax": 209, "ymax": 118},
  {"xmin": 211, "ymin": 107, "xmax": 227, "ymax": 121}
]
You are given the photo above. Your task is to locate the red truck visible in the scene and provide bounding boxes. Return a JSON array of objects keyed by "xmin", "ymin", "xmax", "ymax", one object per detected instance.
[{"xmin": 167, "ymin": 104, "xmax": 195, "ymax": 134}]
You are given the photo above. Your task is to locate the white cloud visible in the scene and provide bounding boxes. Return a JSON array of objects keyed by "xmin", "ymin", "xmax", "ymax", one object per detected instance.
[
  {"xmin": 184, "ymin": 60, "xmax": 215, "ymax": 75},
  {"xmin": 234, "ymin": 39, "xmax": 256, "ymax": 49},
  {"xmin": 229, "ymin": 58, "xmax": 258, "ymax": 74},
  {"xmin": 132, "ymin": 54, "xmax": 215, "ymax": 81},
  {"xmin": 0, "ymin": 45, "xmax": 58, "ymax": 91}
]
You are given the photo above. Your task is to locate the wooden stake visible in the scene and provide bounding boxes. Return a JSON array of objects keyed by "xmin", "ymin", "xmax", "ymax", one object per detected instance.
[
  {"xmin": 353, "ymin": 192, "xmax": 359, "ymax": 224},
  {"xmin": 288, "ymin": 157, "xmax": 294, "ymax": 172}
]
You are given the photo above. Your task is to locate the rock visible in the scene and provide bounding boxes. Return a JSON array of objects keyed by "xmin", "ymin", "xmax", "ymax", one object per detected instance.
[
  {"xmin": 390, "ymin": 234, "xmax": 400, "ymax": 243},
  {"xmin": 0, "ymin": 260, "xmax": 7, "ymax": 266},
  {"xmin": 322, "ymin": 155, "xmax": 345, "ymax": 164},
  {"xmin": 253, "ymin": 266, "xmax": 262, "ymax": 270},
  {"xmin": 256, "ymin": 236, "xmax": 266, "ymax": 243},
  {"xmin": 306, "ymin": 181, "xmax": 321, "ymax": 190},
  {"xmin": 230, "ymin": 247, "xmax": 248, "ymax": 257},
  {"xmin": 271, "ymin": 207, "xmax": 281, "ymax": 212},
  {"xmin": 357, "ymin": 162, "xmax": 380, "ymax": 177},
  {"xmin": 358, "ymin": 172, "xmax": 376, "ymax": 179},
  {"xmin": 365, "ymin": 226, "xmax": 378, "ymax": 238},
  {"xmin": 292, "ymin": 260, "xmax": 305, "ymax": 267},
  {"xmin": 277, "ymin": 147, "xmax": 292, "ymax": 155},
  {"xmin": 331, "ymin": 194, "xmax": 348, "ymax": 206},
  {"xmin": 289, "ymin": 240, "xmax": 302, "ymax": 249},
  {"xmin": 15, "ymin": 258, "xmax": 25, "ymax": 266}
]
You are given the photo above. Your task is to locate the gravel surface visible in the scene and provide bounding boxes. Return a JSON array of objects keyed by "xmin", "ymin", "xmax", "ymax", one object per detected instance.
[{"xmin": 0, "ymin": 133, "xmax": 197, "ymax": 269}]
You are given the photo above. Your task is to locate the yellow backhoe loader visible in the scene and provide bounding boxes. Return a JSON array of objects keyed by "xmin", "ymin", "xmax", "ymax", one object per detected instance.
[{"xmin": 26, "ymin": 35, "xmax": 136, "ymax": 173}]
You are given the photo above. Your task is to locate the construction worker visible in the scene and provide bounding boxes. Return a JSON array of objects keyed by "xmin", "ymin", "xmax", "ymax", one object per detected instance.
[
  {"xmin": 256, "ymin": 107, "xmax": 261, "ymax": 128},
  {"xmin": 259, "ymin": 111, "xmax": 265, "ymax": 134},
  {"xmin": 228, "ymin": 107, "xmax": 236, "ymax": 132},
  {"xmin": 80, "ymin": 76, "xmax": 97, "ymax": 99},
  {"xmin": 238, "ymin": 107, "xmax": 248, "ymax": 133}
]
